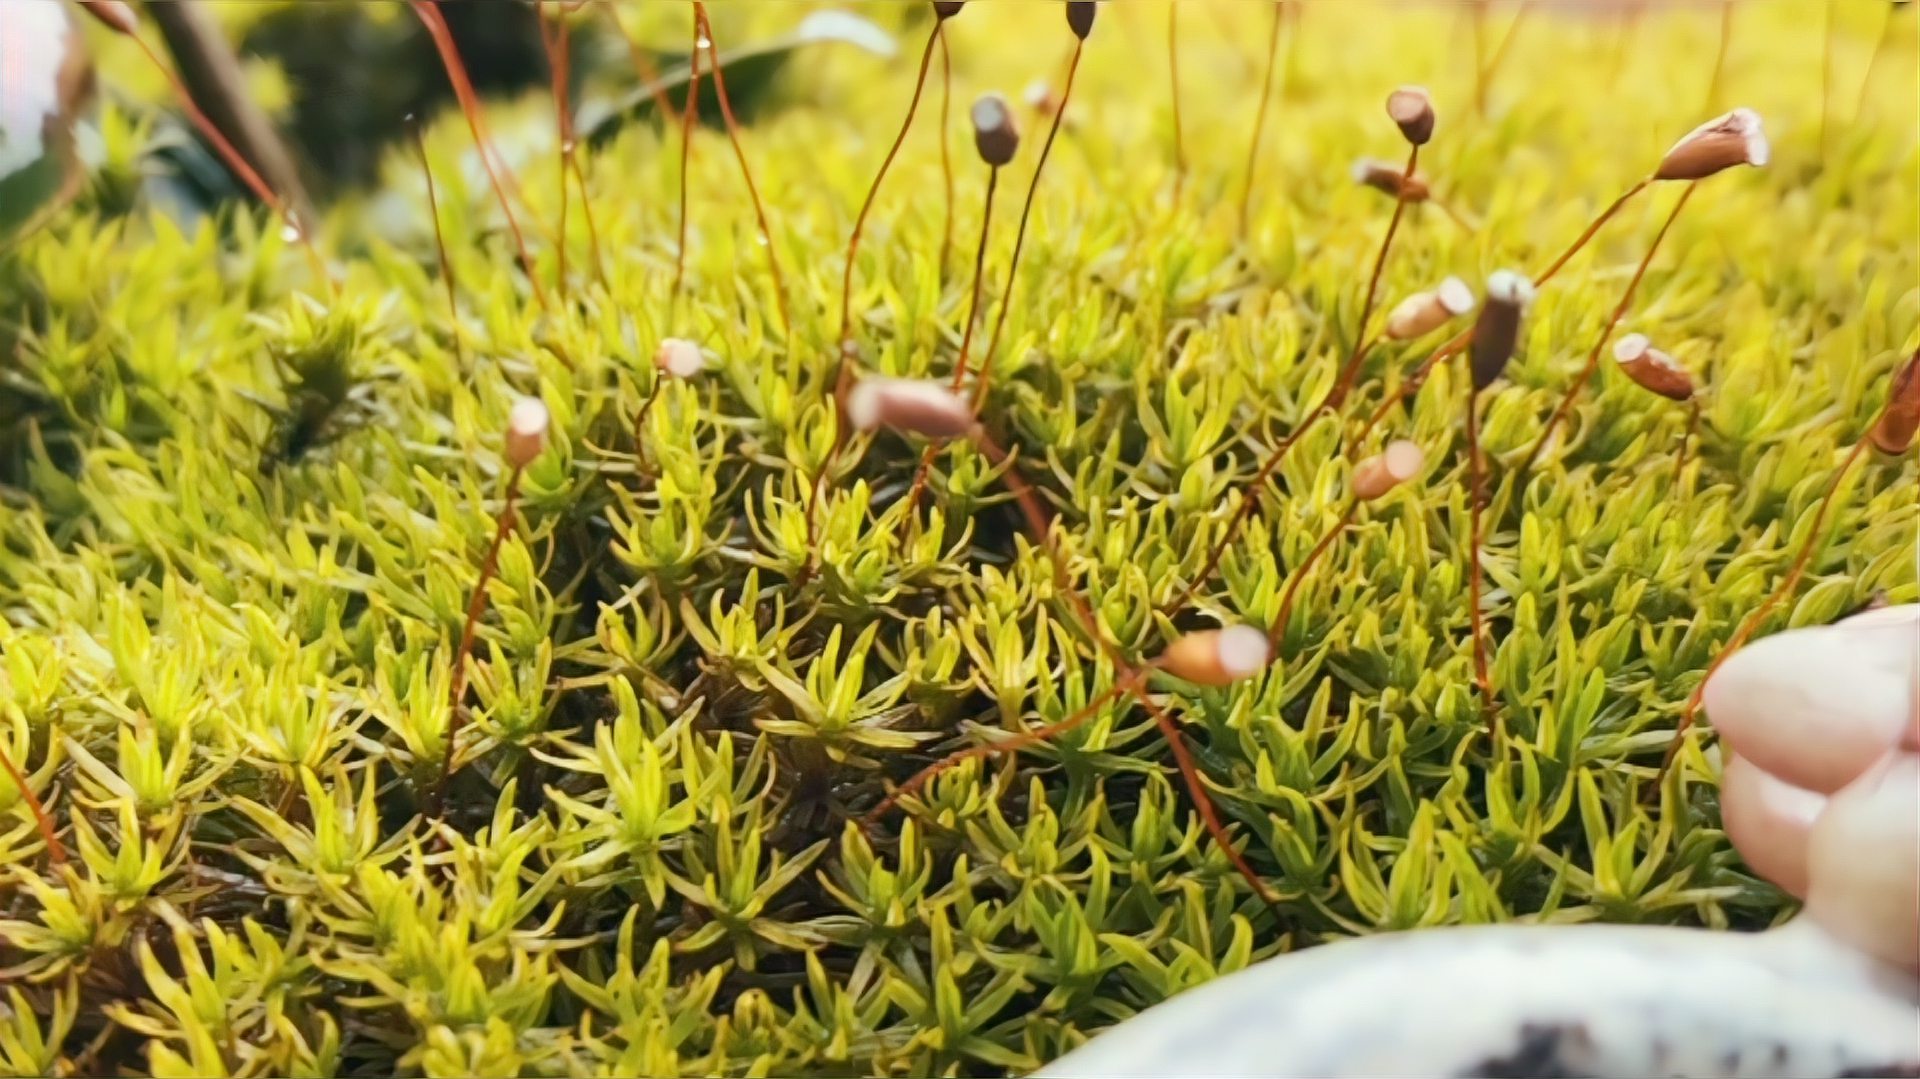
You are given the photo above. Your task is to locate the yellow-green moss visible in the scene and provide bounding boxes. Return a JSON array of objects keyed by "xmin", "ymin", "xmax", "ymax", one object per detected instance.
[{"xmin": 0, "ymin": 2, "xmax": 1916, "ymax": 1076}]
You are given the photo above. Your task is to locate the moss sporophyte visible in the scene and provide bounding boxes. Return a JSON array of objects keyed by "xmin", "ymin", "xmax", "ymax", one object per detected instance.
[{"xmin": 0, "ymin": 1, "xmax": 1912, "ymax": 1075}]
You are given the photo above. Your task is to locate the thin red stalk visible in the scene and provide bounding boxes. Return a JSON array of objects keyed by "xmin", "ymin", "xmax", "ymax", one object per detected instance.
[
  {"xmin": 1169, "ymin": 3, "xmax": 1187, "ymax": 198},
  {"xmin": 1471, "ymin": 1, "xmax": 1490, "ymax": 114},
  {"xmin": 863, "ymin": 674, "xmax": 1142, "ymax": 827},
  {"xmin": 128, "ymin": 35, "xmax": 331, "ymax": 292},
  {"xmin": 1267, "ymin": 502, "xmax": 1359, "ymax": 653},
  {"xmin": 632, "ymin": 379, "xmax": 666, "ymax": 473},
  {"xmin": 409, "ymin": 118, "xmax": 464, "ymax": 370},
  {"xmin": 432, "ymin": 465, "xmax": 525, "ymax": 818},
  {"xmin": 0, "ymin": 743, "xmax": 64, "ymax": 866},
  {"xmin": 802, "ymin": 26, "xmax": 946, "ymax": 574},
  {"xmin": 838, "ymin": 26, "xmax": 942, "ymax": 353},
  {"xmin": 411, "ymin": 0, "xmax": 549, "ymax": 312},
  {"xmin": 1478, "ymin": 0, "xmax": 1532, "ymax": 108},
  {"xmin": 1164, "ymin": 142, "xmax": 1417, "ymax": 616},
  {"xmin": 894, "ymin": 425, "xmax": 1282, "ymax": 907},
  {"xmin": 938, "ymin": 28, "xmax": 956, "ymax": 281},
  {"xmin": 1706, "ymin": 0, "xmax": 1733, "ymax": 110},
  {"xmin": 541, "ymin": 8, "xmax": 572, "ymax": 294},
  {"xmin": 694, "ymin": 3, "xmax": 793, "ymax": 337},
  {"xmin": 1465, "ymin": 385, "xmax": 1494, "ymax": 718},
  {"xmin": 971, "ymin": 42, "xmax": 1084, "ymax": 407},
  {"xmin": 600, "ymin": 3, "xmax": 678, "ymax": 119},
  {"xmin": 1819, "ymin": 0, "xmax": 1836, "ymax": 157},
  {"xmin": 569, "ymin": 154, "xmax": 608, "ymax": 288},
  {"xmin": 1520, "ymin": 182, "xmax": 1696, "ymax": 475},
  {"xmin": 1659, "ymin": 437, "xmax": 1875, "ymax": 780},
  {"xmin": 1854, "ymin": 1, "xmax": 1895, "ymax": 124},
  {"xmin": 1137, "ymin": 694, "xmax": 1283, "ymax": 910},
  {"xmin": 1238, "ymin": 1, "xmax": 1287, "ymax": 232},
  {"xmin": 1351, "ymin": 334, "xmax": 1472, "ymax": 452},
  {"xmin": 1675, "ymin": 397, "xmax": 1700, "ymax": 491},
  {"xmin": 903, "ymin": 166, "xmax": 1002, "ymax": 515},
  {"xmin": 1335, "ymin": 144, "xmax": 1421, "ymax": 404},
  {"xmin": 670, "ymin": 5, "xmax": 704, "ymax": 311}
]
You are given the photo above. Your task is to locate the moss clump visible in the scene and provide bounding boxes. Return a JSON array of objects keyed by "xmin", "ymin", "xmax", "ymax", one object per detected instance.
[{"xmin": 1, "ymin": 2, "xmax": 1915, "ymax": 1076}]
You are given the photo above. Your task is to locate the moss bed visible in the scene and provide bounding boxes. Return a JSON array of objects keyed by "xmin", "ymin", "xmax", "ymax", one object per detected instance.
[{"xmin": 0, "ymin": 1, "xmax": 1915, "ymax": 1076}]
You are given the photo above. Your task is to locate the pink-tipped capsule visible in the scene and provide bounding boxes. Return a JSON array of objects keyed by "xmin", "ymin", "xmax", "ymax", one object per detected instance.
[
  {"xmin": 1351, "ymin": 157, "xmax": 1431, "ymax": 202},
  {"xmin": 933, "ymin": 0, "xmax": 966, "ymax": 18},
  {"xmin": 1066, "ymin": 1, "xmax": 1098, "ymax": 39},
  {"xmin": 1024, "ymin": 79, "xmax": 1057, "ymax": 117},
  {"xmin": 1469, "ymin": 270, "xmax": 1535, "ymax": 391},
  {"xmin": 1386, "ymin": 85, "xmax": 1435, "ymax": 145},
  {"xmin": 1612, "ymin": 333, "xmax": 1696, "ymax": 402},
  {"xmin": 845, "ymin": 377, "xmax": 977, "ymax": 440},
  {"xmin": 971, "ymin": 93, "xmax": 1020, "ymax": 167},
  {"xmin": 654, "ymin": 337, "xmax": 706, "ymax": 379},
  {"xmin": 1870, "ymin": 349, "xmax": 1919, "ymax": 456},
  {"xmin": 1154, "ymin": 625, "xmax": 1271, "ymax": 686},
  {"xmin": 76, "ymin": 0, "xmax": 139, "ymax": 34},
  {"xmin": 505, "ymin": 397, "xmax": 550, "ymax": 469},
  {"xmin": 1384, "ymin": 276, "xmax": 1476, "ymax": 340},
  {"xmin": 1353, "ymin": 440, "xmax": 1426, "ymax": 501},
  {"xmin": 1655, "ymin": 107, "xmax": 1769, "ymax": 182}
]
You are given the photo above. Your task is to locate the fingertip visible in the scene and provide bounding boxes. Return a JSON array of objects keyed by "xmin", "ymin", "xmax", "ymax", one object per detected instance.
[
  {"xmin": 1702, "ymin": 617, "xmax": 1910, "ymax": 794},
  {"xmin": 1719, "ymin": 751, "xmax": 1820, "ymax": 899}
]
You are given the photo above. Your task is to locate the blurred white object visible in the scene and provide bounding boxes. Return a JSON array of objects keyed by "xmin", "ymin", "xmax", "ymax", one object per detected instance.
[{"xmin": 1034, "ymin": 919, "xmax": 1920, "ymax": 1078}]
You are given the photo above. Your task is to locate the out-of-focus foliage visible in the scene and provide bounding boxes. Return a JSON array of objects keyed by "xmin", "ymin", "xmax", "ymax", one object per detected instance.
[{"xmin": 0, "ymin": 1, "xmax": 1915, "ymax": 1076}]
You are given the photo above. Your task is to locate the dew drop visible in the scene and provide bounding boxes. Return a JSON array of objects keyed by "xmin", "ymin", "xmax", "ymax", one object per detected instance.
[{"xmin": 695, "ymin": 35, "xmax": 712, "ymax": 50}]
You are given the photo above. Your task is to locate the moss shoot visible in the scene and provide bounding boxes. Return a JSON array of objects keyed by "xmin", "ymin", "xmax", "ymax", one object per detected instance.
[{"xmin": 0, "ymin": 2, "xmax": 1915, "ymax": 1076}]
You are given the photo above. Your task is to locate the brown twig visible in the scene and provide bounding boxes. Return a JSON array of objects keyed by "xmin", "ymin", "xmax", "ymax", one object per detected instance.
[
  {"xmin": 1519, "ymin": 182, "xmax": 1696, "ymax": 476},
  {"xmin": 694, "ymin": 2, "xmax": 792, "ymax": 337}
]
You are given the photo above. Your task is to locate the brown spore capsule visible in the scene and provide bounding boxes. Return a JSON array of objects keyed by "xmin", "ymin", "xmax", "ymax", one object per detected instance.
[
  {"xmin": 1352, "ymin": 157, "xmax": 1431, "ymax": 202},
  {"xmin": 1154, "ymin": 625, "xmax": 1271, "ymax": 686},
  {"xmin": 1469, "ymin": 270, "xmax": 1534, "ymax": 391},
  {"xmin": 971, "ymin": 93, "xmax": 1020, "ymax": 166},
  {"xmin": 505, "ymin": 397, "xmax": 550, "ymax": 469},
  {"xmin": 1353, "ymin": 440, "xmax": 1426, "ymax": 501},
  {"xmin": 1384, "ymin": 276, "xmax": 1476, "ymax": 340},
  {"xmin": 1869, "ymin": 349, "xmax": 1919, "ymax": 456},
  {"xmin": 846, "ymin": 377, "xmax": 977, "ymax": 440},
  {"xmin": 1612, "ymin": 333, "xmax": 1696, "ymax": 402},
  {"xmin": 655, "ymin": 337, "xmax": 707, "ymax": 379},
  {"xmin": 933, "ymin": 1, "xmax": 966, "ymax": 19},
  {"xmin": 1386, "ymin": 85, "xmax": 1435, "ymax": 145},
  {"xmin": 1066, "ymin": 1, "xmax": 1098, "ymax": 39},
  {"xmin": 76, "ymin": 0, "xmax": 139, "ymax": 34},
  {"xmin": 1655, "ymin": 107, "xmax": 1769, "ymax": 182}
]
